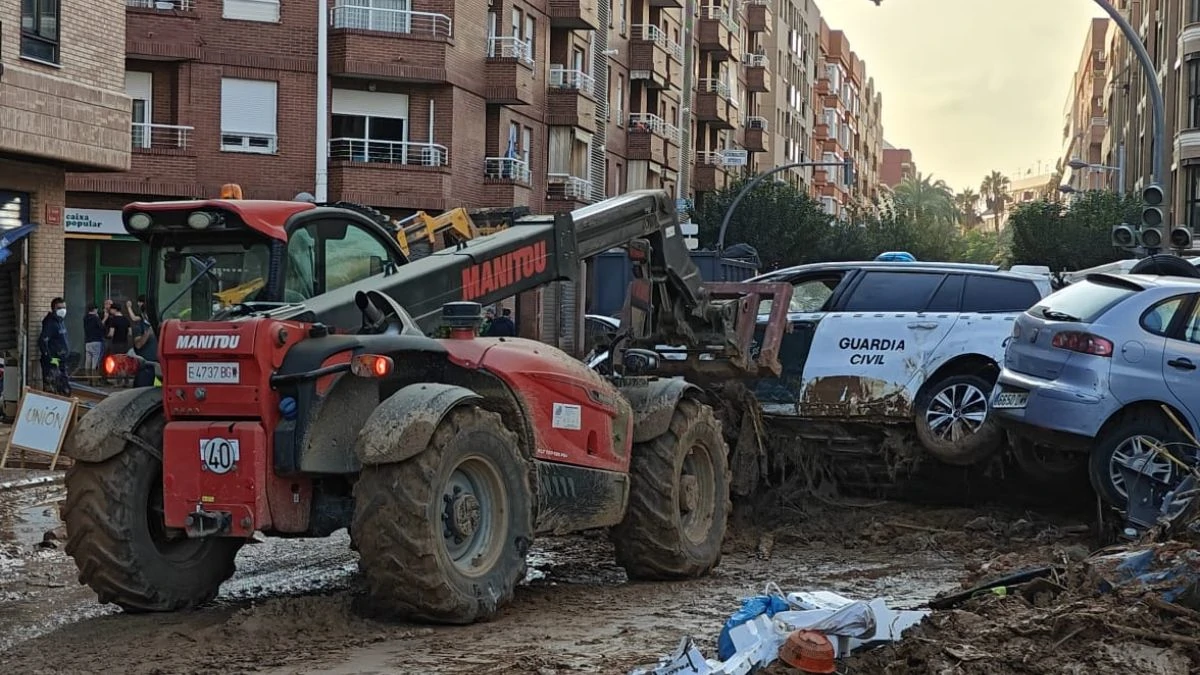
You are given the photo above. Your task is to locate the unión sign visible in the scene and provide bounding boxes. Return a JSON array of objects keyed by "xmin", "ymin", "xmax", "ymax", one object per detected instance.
[{"xmin": 0, "ymin": 388, "xmax": 79, "ymax": 470}]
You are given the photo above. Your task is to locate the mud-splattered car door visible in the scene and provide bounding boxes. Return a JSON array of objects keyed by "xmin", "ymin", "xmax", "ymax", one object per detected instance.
[
  {"xmin": 797, "ymin": 270, "xmax": 961, "ymax": 420},
  {"xmin": 753, "ymin": 270, "xmax": 853, "ymax": 416}
]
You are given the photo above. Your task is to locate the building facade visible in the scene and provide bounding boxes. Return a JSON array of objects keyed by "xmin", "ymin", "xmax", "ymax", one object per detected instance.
[
  {"xmin": 1059, "ymin": 18, "xmax": 1111, "ymax": 193},
  {"xmin": 759, "ymin": 0, "xmax": 820, "ymax": 190},
  {"xmin": 880, "ymin": 142, "xmax": 915, "ymax": 188},
  {"xmin": 809, "ymin": 20, "xmax": 884, "ymax": 219},
  {"xmin": 1, "ymin": 0, "xmax": 131, "ymax": 407}
]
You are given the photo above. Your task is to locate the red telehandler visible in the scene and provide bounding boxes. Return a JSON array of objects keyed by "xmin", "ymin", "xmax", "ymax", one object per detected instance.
[{"xmin": 65, "ymin": 188, "xmax": 793, "ymax": 624}]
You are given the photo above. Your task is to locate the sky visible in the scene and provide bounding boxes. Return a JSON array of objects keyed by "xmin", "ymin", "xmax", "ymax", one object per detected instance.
[{"xmin": 816, "ymin": 0, "xmax": 1109, "ymax": 192}]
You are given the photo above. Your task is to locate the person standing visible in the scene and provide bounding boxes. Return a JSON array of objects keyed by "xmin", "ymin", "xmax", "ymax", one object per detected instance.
[
  {"xmin": 82, "ymin": 303, "xmax": 105, "ymax": 380},
  {"xmin": 106, "ymin": 301, "xmax": 133, "ymax": 386},
  {"xmin": 485, "ymin": 308, "xmax": 517, "ymax": 337},
  {"xmin": 128, "ymin": 299, "xmax": 159, "ymax": 388},
  {"xmin": 38, "ymin": 297, "xmax": 70, "ymax": 394}
]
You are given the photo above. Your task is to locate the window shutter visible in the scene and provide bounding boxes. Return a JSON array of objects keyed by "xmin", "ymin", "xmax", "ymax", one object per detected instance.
[
  {"xmin": 221, "ymin": 78, "xmax": 278, "ymax": 135},
  {"xmin": 331, "ymin": 89, "xmax": 410, "ymax": 119},
  {"xmin": 125, "ymin": 72, "xmax": 153, "ymax": 102},
  {"xmin": 223, "ymin": 0, "xmax": 280, "ymax": 23}
]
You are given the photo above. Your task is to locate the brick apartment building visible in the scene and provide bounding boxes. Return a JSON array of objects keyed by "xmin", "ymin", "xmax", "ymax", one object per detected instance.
[
  {"xmin": 1059, "ymin": 17, "xmax": 1111, "ymax": 193},
  {"xmin": 880, "ymin": 142, "xmax": 915, "ymax": 188},
  {"xmin": 810, "ymin": 19, "xmax": 884, "ymax": 220},
  {"xmin": 761, "ymin": 0, "xmax": 820, "ymax": 190},
  {"xmin": 1, "ymin": 0, "xmax": 131, "ymax": 407}
]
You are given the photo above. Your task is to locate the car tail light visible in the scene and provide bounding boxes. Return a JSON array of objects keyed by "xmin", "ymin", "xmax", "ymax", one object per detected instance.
[
  {"xmin": 1051, "ymin": 331, "xmax": 1114, "ymax": 357},
  {"xmin": 103, "ymin": 355, "xmax": 117, "ymax": 377}
]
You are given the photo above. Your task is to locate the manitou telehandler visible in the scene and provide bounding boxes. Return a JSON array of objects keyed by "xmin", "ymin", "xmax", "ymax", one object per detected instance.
[{"xmin": 63, "ymin": 189, "xmax": 793, "ymax": 624}]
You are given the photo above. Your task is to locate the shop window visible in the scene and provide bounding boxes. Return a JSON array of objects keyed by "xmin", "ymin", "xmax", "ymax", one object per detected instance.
[{"xmin": 98, "ymin": 241, "xmax": 145, "ymax": 269}]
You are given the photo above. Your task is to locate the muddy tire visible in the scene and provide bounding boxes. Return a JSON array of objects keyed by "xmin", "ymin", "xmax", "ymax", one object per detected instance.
[
  {"xmin": 914, "ymin": 373, "xmax": 1004, "ymax": 466},
  {"xmin": 62, "ymin": 414, "xmax": 243, "ymax": 612},
  {"xmin": 1010, "ymin": 436, "xmax": 1087, "ymax": 484},
  {"xmin": 1090, "ymin": 416, "xmax": 1186, "ymax": 507},
  {"xmin": 352, "ymin": 406, "xmax": 532, "ymax": 625},
  {"xmin": 613, "ymin": 398, "xmax": 730, "ymax": 580}
]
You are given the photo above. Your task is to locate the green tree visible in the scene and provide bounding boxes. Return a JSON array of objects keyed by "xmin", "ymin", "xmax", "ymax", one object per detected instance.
[
  {"xmin": 980, "ymin": 170, "xmax": 1012, "ymax": 232},
  {"xmin": 1008, "ymin": 191, "xmax": 1140, "ymax": 271},
  {"xmin": 891, "ymin": 172, "xmax": 958, "ymax": 226},
  {"xmin": 691, "ymin": 177, "xmax": 834, "ymax": 270},
  {"xmin": 955, "ymin": 188, "xmax": 981, "ymax": 227}
]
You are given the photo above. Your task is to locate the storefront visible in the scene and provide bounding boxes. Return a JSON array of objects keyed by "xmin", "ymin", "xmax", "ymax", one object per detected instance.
[
  {"xmin": 63, "ymin": 208, "xmax": 149, "ymax": 352},
  {"xmin": 0, "ymin": 191, "xmax": 38, "ymax": 417}
]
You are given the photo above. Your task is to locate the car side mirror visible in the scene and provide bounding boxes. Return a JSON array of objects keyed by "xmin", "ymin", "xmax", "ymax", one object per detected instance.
[{"xmin": 622, "ymin": 348, "xmax": 659, "ymax": 375}]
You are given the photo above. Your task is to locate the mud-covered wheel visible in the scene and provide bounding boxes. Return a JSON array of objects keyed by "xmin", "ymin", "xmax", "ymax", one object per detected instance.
[
  {"xmin": 63, "ymin": 414, "xmax": 243, "ymax": 612},
  {"xmin": 613, "ymin": 398, "xmax": 730, "ymax": 580},
  {"xmin": 1010, "ymin": 436, "xmax": 1087, "ymax": 484},
  {"xmin": 352, "ymin": 406, "xmax": 532, "ymax": 624},
  {"xmin": 914, "ymin": 373, "xmax": 1004, "ymax": 466},
  {"xmin": 1090, "ymin": 416, "xmax": 1187, "ymax": 507}
]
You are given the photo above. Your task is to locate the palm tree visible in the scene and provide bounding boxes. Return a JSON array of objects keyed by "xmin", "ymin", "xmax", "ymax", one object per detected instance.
[
  {"xmin": 892, "ymin": 172, "xmax": 957, "ymax": 226},
  {"xmin": 955, "ymin": 189, "xmax": 980, "ymax": 227},
  {"xmin": 980, "ymin": 170, "xmax": 1012, "ymax": 232}
]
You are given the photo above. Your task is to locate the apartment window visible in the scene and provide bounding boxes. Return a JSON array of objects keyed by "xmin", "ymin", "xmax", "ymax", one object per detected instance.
[
  {"xmin": 20, "ymin": 0, "xmax": 60, "ymax": 64},
  {"xmin": 1189, "ymin": 59, "xmax": 1200, "ymax": 129},
  {"xmin": 1188, "ymin": 168, "xmax": 1200, "ymax": 230},
  {"xmin": 223, "ymin": 0, "xmax": 280, "ymax": 23},
  {"xmin": 126, "ymin": 72, "xmax": 154, "ymax": 149},
  {"xmin": 615, "ymin": 73, "xmax": 626, "ymax": 126},
  {"xmin": 572, "ymin": 46, "xmax": 587, "ymax": 74},
  {"xmin": 522, "ymin": 126, "xmax": 532, "ymax": 165},
  {"xmin": 524, "ymin": 14, "xmax": 536, "ymax": 58},
  {"xmin": 330, "ymin": 89, "xmax": 413, "ymax": 164},
  {"xmin": 619, "ymin": 0, "xmax": 627, "ymax": 34},
  {"xmin": 220, "ymin": 78, "xmax": 279, "ymax": 154}
]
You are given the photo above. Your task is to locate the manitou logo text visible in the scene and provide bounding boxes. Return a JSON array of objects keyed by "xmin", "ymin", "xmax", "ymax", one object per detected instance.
[
  {"xmin": 461, "ymin": 240, "xmax": 549, "ymax": 301},
  {"xmin": 175, "ymin": 334, "xmax": 241, "ymax": 350}
]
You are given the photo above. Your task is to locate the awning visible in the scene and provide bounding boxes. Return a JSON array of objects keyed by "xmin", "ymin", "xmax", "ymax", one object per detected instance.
[{"xmin": 0, "ymin": 223, "xmax": 38, "ymax": 264}]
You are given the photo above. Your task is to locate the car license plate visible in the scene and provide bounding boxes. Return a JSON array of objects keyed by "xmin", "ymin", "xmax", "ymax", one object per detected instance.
[
  {"xmin": 186, "ymin": 362, "xmax": 240, "ymax": 384},
  {"xmin": 993, "ymin": 392, "xmax": 1028, "ymax": 409}
]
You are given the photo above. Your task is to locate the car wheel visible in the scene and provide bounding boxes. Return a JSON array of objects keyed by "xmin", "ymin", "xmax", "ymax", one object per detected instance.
[
  {"xmin": 1010, "ymin": 436, "xmax": 1087, "ymax": 484},
  {"xmin": 1089, "ymin": 417, "xmax": 1186, "ymax": 508},
  {"xmin": 913, "ymin": 373, "xmax": 1005, "ymax": 466}
]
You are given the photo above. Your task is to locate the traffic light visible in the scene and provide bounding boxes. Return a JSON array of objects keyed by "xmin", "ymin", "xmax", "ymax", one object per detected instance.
[
  {"xmin": 1112, "ymin": 223, "xmax": 1137, "ymax": 248},
  {"xmin": 1171, "ymin": 224, "xmax": 1194, "ymax": 250},
  {"xmin": 1139, "ymin": 184, "xmax": 1165, "ymax": 250}
]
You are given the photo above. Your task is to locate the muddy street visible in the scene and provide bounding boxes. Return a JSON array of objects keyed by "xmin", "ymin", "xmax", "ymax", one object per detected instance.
[{"xmin": 0, "ymin": 475, "xmax": 1096, "ymax": 675}]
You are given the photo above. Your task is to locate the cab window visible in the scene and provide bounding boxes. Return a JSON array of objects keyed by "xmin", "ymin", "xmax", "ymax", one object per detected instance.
[
  {"xmin": 285, "ymin": 220, "xmax": 391, "ymax": 302},
  {"xmin": 759, "ymin": 274, "xmax": 844, "ymax": 314},
  {"xmin": 842, "ymin": 271, "xmax": 945, "ymax": 312}
]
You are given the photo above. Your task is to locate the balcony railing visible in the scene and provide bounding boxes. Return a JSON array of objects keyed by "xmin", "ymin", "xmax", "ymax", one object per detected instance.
[
  {"xmin": 127, "ymin": 0, "xmax": 194, "ymax": 9},
  {"xmin": 485, "ymin": 157, "xmax": 532, "ymax": 183},
  {"xmin": 329, "ymin": 138, "xmax": 449, "ymax": 166},
  {"xmin": 699, "ymin": 78, "xmax": 732, "ymax": 100},
  {"xmin": 631, "ymin": 24, "xmax": 684, "ymax": 61},
  {"xmin": 700, "ymin": 5, "xmax": 739, "ymax": 33},
  {"xmin": 629, "ymin": 112, "xmax": 679, "ymax": 140},
  {"xmin": 742, "ymin": 0, "xmax": 767, "ymax": 5},
  {"xmin": 745, "ymin": 116, "xmax": 768, "ymax": 131},
  {"xmin": 742, "ymin": 53, "xmax": 768, "ymax": 68},
  {"xmin": 548, "ymin": 174, "xmax": 593, "ymax": 200},
  {"xmin": 488, "ymin": 36, "xmax": 534, "ymax": 65},
  {"xmin": 697, "ymin": 150, "xmax": 726, "ymax": 165},
  {"xmin": 131, "ymin": 122, "xmax": 193, "ymax": 150},
  {"xmin": 330, "ymin": 3, "xmax": 452, "ymax": 38},
  {"xmin": 549, "ymin": 67, "xmax": 595, "ymax": 96}
]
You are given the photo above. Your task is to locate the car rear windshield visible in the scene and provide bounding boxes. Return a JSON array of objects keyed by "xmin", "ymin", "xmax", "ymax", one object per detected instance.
[{"xmin": 1029, "ymin": 278, "xmax": 1138, "ymax": 323}]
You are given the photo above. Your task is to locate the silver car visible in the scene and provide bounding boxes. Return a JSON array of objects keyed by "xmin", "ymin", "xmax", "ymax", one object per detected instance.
[{"xmin": 992, "ymin": 273, "xmax": 1200, "ymax": 506}]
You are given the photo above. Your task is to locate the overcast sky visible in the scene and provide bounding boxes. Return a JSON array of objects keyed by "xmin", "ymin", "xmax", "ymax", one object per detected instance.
[{"xmin": 816, "ymin": 0, "xmax": 1109, "ymax": 192}]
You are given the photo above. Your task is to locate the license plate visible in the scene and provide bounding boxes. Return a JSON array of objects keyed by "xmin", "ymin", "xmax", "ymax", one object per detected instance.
[
  {"xmin": 993, "ymin": 392, "xmax": 1028, "ymax": 409},
  {"xmin": 186, "ymin": 362, "xmax": 240, "ymax": 384}
]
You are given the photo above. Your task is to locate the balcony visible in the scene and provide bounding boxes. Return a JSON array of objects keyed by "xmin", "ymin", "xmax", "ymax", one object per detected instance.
[
  {"xmin": 485, "ymin": 157, "xmax": 532, "ymax": 184},
  {"xmin": 695, "ymin": 79, "xmax": 735, "ymax": 130},
  {"xmin": 743, "ymin": 0, "xmax": 772, "ymax": 33},
  {"xmin": 693, "ymin": 152, "xmax": 730, "ymax": 192},
  {"xmin": 132, "ymin": 122, "xmax": 194, "ymax": 152},
  {"xmin": 628, "ymin": 113, "xmax": 678, "ymax": 164},
  {"xmin": 630, "ymin": 25, "xmax": 680, "ymax": 89},
  {"xmin": 742, "ymin": 53, "xmax": 769, "ymax": 93},
  {"xmin": 547, "ymin": 174, "xmax": 595, "ymax": 207},
  {"xmin": 329, "ymin": 4, "xmax": 453, "ymax": 83},
  {"xmin": 698, "ymin": 6, "xmax": 739, "ymax": 61},
  {"xmin": 549, "ymin": 0, "xmax": 599, "ymax": 30},
  {"xmin": 67, "ymin": 119, "xmax": 195, "ymax": 195},
  {"xmin": 125, "ymin": 0, "xmax": 200, "ymax": 59},
  {"xmin": 486, "ymin": 36, "xmax": 537, "ymax": 104},
  {"xmin": 649, "ymin": 0, "xmax": 682, "ymax": 9},
  {"xmin": 548, "ymin": 68, "xmax": 598, "ymax": 132},
  {"xmin": 743, "ymin": 117, "xmax": 768, "ymax": 152},
  {"xmin": 328, "ymin": 138, "xmax": 450, "ymax": 208}
]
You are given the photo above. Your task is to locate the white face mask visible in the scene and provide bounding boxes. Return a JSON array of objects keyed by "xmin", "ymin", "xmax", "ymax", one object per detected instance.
[{"xmin": 55, "ymin": 308, "xmax": 67, "ymax": 318}]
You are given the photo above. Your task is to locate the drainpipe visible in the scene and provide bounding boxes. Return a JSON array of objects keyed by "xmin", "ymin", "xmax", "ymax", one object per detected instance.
[{"xmin": 315, "ymin": 0, "xmax": 330, "ymax": 202}]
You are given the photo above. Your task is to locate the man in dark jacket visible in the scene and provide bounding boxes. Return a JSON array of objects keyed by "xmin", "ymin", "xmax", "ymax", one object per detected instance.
[
  {"xmin": 485, "ymin": 308, "xmax": 517, "ymax": 337},
  {"xmin": 39, "ymin": 297, "xmax": 70, "ymax": 394}
]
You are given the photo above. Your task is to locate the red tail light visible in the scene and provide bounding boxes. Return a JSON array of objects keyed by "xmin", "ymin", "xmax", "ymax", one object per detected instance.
[
  {"xmin": 103, "ymin": 355, "xmax": 117, "ymax": 377},
  {"xmin": 1051, "ymin": 331, "xmax": 1114, "ymax": 357}
]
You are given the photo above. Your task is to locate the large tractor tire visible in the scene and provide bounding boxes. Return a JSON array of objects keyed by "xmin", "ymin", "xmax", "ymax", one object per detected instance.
[
  {"xmin": 613, "ymin": 398, "xmax": 731, "ymax": 580},
  {"xmin": 63, "ymin": 414, "xmax": 243, "ymax": 612},
  {"xmin": 352, "ymin": 406, "xmax": 533, "ymax": 625}
]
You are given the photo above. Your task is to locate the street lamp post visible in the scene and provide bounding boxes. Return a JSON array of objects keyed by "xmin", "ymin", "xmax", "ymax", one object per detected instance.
[
  {"xmin": 1067, "ymin": 158, "xmax": 1124, "ymax": 195},
  {"xmin": 715, "ymin": 160, "xmax": 853, "ymax": 253}
]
